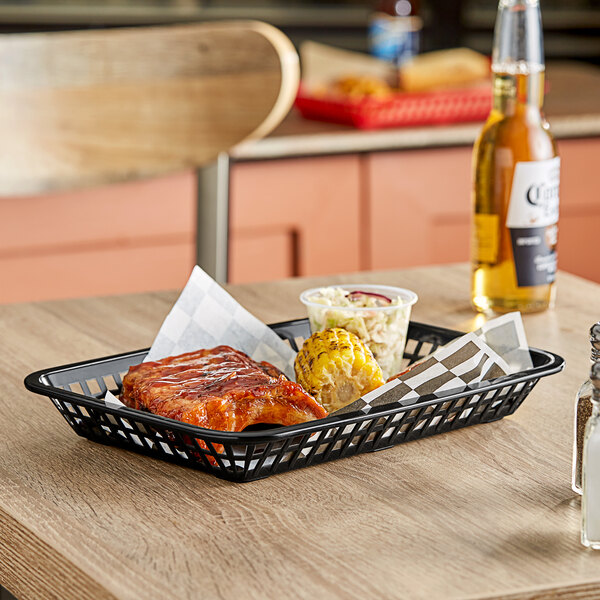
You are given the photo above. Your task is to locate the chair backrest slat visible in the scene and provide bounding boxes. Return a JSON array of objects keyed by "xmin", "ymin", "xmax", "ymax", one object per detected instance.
[{"xmin": 0, "ymin": 21, "xmax": 299, "ymax": 195}]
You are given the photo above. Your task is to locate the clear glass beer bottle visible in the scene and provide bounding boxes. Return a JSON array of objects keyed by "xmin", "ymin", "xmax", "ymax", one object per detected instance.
[{"xmin": 471, "ymin": 0, "xmax": 560, "ymax": 313}]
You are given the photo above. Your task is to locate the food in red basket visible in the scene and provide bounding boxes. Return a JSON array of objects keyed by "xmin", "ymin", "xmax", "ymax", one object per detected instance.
[
  {"xmin": 120, "ymin": 346, "xmax": 328, "ymax": 433},
  {"xmin": 330, "ymin": 75, "xmax": 393, "ymax": 98},
  {"xmin": 399, "ymin": 48, "xmax": 490, "ymax": 93}
]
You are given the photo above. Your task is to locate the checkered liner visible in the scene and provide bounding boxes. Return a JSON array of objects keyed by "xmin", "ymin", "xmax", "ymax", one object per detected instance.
[
  {"xmin": 334, "ymin": 333, "xmax": 511, "ymax": 416},
  {"xmin": 24, "ymin": 319, "xmax": 564, "ymax": 483},
  {"xmin": 473, "ymin": 312, "xmax": 533, "ymax": 373}
]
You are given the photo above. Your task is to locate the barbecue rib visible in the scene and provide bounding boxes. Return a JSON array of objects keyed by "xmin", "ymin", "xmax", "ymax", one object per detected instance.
[{"xmin": 120, "ymin": 346, "xmax": 328, "ymax": 432}]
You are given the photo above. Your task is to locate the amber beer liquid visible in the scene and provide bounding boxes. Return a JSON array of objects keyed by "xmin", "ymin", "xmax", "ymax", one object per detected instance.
[{"xmin": 471, "ymin": 0, "xmax": 559, "ymax": 313}]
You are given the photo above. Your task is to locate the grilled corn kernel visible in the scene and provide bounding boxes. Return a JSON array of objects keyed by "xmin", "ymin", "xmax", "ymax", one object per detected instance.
[{"xmin": 295, "ymin": 327, "xmax": 385, "ymax": 412}]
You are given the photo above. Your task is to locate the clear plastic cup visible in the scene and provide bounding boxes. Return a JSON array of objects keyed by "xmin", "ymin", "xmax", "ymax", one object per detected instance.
[{"xmin": 300, "ymin": 284, "xmax": 418, "ymax": 380}]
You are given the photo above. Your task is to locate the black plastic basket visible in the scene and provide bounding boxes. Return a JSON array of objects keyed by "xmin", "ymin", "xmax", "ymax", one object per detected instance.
[{"xmin": 24, "ymin": 319, "xmax": 564, "ymax": 482}]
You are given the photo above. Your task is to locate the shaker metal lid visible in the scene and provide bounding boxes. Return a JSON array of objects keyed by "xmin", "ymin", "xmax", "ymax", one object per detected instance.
[
  {"xmin": 590, "ymin": 322, "xmax": 600, "ymax": 360},
  {"xmin": 591, "ymin": 359, "xmax": 600, "ymax": 390}
]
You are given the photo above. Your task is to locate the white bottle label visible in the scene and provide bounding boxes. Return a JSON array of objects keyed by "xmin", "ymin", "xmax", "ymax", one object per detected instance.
[
  {"xmin": 506, "ymin": 157, "xmax": 560, "ymax": 287},
  {"xmin": 506, "ymin": 157, "xmax": 560, "ymax": 228}
]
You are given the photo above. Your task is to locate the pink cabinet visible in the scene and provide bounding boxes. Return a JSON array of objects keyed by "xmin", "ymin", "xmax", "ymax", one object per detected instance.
[
  {"xmin": 2, "ymin": 136, "xmax": 598, "ymax": 304},
  {"xmin": 0, "ymin": 173, "xmax": 196, "ymax": 303},
  {"xmin": 554, "ymin": 138, "xmax": 600, "ymax": 282},
  {"xmin": 367, "ymin": 146, "xmax": 472, "ymax": 271},
  {"xmin": 228, "ymin": 155, "xmax": 364, "ymax": 283},
  {"xmin": 228, "ymin": 138, "xmax": 599, "ymax": 284},
  {"xmin": 366, "ymin": 138, "xmax": 600, "ymax": 283}
]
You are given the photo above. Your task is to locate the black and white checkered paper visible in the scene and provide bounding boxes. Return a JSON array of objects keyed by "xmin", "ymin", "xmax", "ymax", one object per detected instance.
[
  {"xmin": 472, "ymin": 312, "xmax": 532, "ymax": 373},
  {"xmin": 333, "ymin": 331, "xmax": 512, "ymax": 416}
]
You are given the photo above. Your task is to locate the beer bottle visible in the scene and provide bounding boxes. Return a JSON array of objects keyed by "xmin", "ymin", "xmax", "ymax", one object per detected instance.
[{"xmin": 471, "ymin": 0, "xmax": 560, "ymax": 313}]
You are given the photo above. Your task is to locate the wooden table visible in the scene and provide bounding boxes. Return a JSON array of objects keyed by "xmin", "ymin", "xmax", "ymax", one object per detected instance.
[{"xmin": 2, "ymin": 264, "xmax": 600, "ymax": 600}]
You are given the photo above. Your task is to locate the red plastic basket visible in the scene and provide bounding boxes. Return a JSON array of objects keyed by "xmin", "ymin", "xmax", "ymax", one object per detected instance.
[{"xmin": 294, "ymin": 85, "xmax": 492, "ymax": 130}]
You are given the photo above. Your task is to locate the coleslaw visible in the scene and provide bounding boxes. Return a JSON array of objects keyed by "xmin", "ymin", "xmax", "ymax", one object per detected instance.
[{"xmin": 300, "ymin": 284, "xmax": 418, "ymax": 380}]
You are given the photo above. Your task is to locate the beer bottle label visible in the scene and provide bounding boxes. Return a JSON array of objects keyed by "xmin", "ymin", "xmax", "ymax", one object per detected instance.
[{"xmin": 506, "ymin": 157, "xmax": 560, "ymax": 287}]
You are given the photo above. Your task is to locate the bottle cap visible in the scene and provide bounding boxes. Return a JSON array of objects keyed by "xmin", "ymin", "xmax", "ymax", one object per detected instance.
[{"xmin": 591, "ymin": 322, "xmax": 600, "ymax": 361}]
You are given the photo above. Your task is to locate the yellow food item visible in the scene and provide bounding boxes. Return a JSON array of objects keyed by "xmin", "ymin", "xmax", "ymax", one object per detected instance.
[
  {"xmin": 332, "ymin": 75, "xmax": 393, "ymax": 99},
  {"xmin": 399, "ymin": 48, "xmax": 490, "ymax": 93},
  {"xmin": 295, "ymin": 327, "xmax": 385, "ymax": 412}
]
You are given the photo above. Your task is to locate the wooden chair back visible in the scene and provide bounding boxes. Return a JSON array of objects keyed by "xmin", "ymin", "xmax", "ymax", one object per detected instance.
[{"xmin": 0, "ymin": 21, "xmax": 299, "ymax": 195}]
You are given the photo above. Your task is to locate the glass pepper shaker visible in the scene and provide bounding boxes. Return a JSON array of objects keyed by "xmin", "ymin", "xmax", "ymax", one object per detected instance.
[
  {"xmin": 572, "ymin": 322, "xmax": 600, "ymax": 494},
  {"xmin": 581, "ymin": 361, "xmax": 600, "ymax": 549}
]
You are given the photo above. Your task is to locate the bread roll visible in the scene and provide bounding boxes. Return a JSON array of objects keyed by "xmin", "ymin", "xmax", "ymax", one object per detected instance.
[{"xmin": 399, "ymin": 48, "xmax": 490, "ymax": 93}]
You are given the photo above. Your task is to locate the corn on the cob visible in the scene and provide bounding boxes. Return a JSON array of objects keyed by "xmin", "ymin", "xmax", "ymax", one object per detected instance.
[{"xmin": 294, "ymin": 327, "xmax": 385, "ymax": 412}]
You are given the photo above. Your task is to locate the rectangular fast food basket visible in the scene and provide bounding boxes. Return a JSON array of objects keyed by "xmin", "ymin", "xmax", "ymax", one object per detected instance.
[
  {"xmin": 24, "ymin": 319, "xmax": 564, "ymax": 483},
  {"xmin": 294, "ymin": 86, "xmax": 492, "ymax": 129}
]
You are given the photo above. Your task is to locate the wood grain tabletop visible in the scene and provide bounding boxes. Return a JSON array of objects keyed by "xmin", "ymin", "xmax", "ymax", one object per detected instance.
[{"xmin": 2, "ymin": 264, "xmax": 600, "ymax": 600}]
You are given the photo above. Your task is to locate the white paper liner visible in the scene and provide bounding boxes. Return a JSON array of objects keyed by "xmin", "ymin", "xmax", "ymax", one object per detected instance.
[{"xmin": 144, "ymin": 265, "xmax": 296, "ymax": 378}]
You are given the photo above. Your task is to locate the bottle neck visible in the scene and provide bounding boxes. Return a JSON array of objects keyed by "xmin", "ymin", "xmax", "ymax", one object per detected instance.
[
  {"xmin": 492, "ymin": 69, "xmax": 544, "ymax": 117},
  {"xmin": 491, "ymin": 0, "xmax": 545, "ymax": 118},
  {"xmin": 492, "ymin": 0, "xmax": 544, "ymax": 71}
]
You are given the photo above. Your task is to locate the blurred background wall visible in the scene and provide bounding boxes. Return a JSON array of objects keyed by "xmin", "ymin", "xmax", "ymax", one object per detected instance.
[
  {"xmin": 0, "ymin": 0, "xmax": 597, "ymax": 64},
  {"xmin": 0, "ymin": 1, "xmax": 598, "ymax": 303}
]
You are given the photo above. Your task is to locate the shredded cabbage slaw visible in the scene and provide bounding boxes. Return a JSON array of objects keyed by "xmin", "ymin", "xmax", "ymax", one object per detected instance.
[{"xmin": 301, "ymin": 285, "xmax": 417, "ymax": 380}]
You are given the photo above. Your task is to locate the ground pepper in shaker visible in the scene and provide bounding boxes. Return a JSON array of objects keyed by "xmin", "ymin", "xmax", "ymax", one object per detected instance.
[
  {"xmin": 581, "ymin": 361, "xmax": 600, "ymax": 549},
  {"xmin": 572, "ymin": 322, "xmax": 600, "ymax": 494}
]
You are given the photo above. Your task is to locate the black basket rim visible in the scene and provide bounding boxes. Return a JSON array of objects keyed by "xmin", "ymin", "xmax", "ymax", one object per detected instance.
[{"xmin": 23, "ymin": 319, "xmax": 566, "ymax": 444}]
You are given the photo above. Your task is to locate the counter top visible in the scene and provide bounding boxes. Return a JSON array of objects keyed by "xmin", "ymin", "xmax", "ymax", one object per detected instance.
[
  {"xmin": 232, "ymin": 62, "xmax": 600, "ymax": 160},
  {"xmin": 2, "ymin": 264, "xmax": 600, "ymax": 599}
]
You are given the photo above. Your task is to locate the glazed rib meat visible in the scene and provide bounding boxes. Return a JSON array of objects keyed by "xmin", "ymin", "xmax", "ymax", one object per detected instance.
[{"xmin": 120, "ymin": 346, "xmax": 328, "ymax": 432}]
